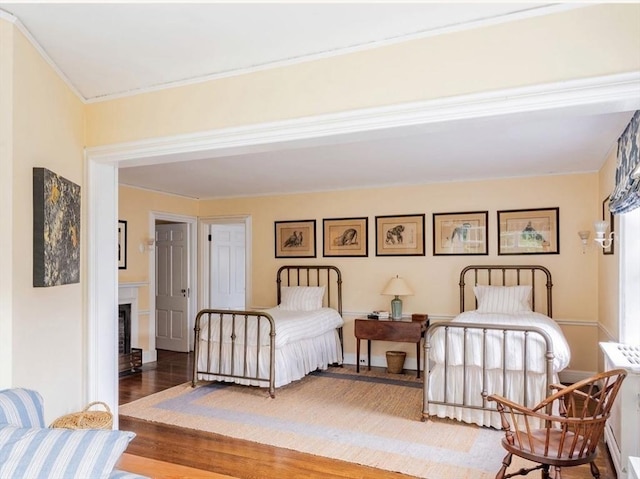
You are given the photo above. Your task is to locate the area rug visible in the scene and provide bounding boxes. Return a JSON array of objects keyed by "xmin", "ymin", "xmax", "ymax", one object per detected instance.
[{"xmin": 120, "ymin": 367, "xmax": 530, "ymax": 478}]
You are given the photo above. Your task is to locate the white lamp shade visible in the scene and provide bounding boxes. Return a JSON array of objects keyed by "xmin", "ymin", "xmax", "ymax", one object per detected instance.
[{"xmin": 381, "ymin": 276, "xmax": 414, "ymax": 296}]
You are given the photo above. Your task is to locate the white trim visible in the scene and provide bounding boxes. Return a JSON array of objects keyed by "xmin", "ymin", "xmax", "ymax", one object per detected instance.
[
  {"xmin": 87, "ymin": 72, "xmax": 640, "ymax": 169},
  {"xmin": 0, "ymin": 10, "xmax": 84, "ymax": 102},
  {"xmin": 149, "ymin": 211, "xmax": 198, "ymax": 354},
  {"xmin": 85, "ymin": 158, "xmax": 119, "ymax": 428}
]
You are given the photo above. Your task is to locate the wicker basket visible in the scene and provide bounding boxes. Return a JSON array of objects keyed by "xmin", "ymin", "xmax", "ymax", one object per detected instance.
[
  {"xmin": 49, "ymin": 401, "xmax": 113, "ymax": 430},
  {"xmin": 386, "ymin": 351, "xmax": 406, "ymax": 374}
]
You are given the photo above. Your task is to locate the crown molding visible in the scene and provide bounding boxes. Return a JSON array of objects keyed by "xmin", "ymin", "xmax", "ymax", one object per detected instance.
[
  {"xmin": 85, "ymin": 3, "xmax": 582, "ymax": 104},
  {"xmin": 87, "ymin": 71, "xmax": 640, "ymax": 166}
]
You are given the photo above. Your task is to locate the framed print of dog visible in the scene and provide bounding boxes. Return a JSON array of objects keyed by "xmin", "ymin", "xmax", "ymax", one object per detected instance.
[
  {"xmin": 275, "ymin": 219, "xmax": 317, "ymax": 258},
  {"xmin": 375, "ymin": 214, "xmax": 425, "ymax": 256},
  {"xmin": 433, "ymin": 211, "xmax": 488, "ymax": 256},
  {"xmin": 323, "ymin": 217, "xmax": 368, "ymax": 257}
]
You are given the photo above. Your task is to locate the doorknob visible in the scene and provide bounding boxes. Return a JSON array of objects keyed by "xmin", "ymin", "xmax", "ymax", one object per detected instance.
[{"xmin": 181, "ymin": 289, "xmax": 187, "ymax": 297}]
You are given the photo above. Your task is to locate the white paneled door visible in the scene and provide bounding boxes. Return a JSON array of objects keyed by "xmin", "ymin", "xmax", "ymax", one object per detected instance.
[
  {"xmin": 155, "ymin": 223, "xmax": 189, "ymax": 352},
  {"xmin": 210, "ymin": 224, "xmax": 245, "ymax": 310}
]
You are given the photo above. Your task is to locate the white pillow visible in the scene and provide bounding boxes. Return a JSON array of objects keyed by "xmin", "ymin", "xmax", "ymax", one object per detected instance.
[
  {"xmin": 279, "ymin": 286, "xmax": 325, "ymax": 311},
  {"xmin": 473, "ymin": 285, "xmax": 532, "ymax": 313}
]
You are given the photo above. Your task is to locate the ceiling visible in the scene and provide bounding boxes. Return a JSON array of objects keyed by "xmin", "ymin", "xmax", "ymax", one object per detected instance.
[{"xmin": 2, "ymin": 3, "xmax": 638, "ymax": 199}]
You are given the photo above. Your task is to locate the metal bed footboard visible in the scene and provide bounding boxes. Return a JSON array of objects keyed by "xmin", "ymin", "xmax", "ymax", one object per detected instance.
[
  {"xmin": 422, "ymin": 321, "xmax": 555, "ymax": 421},
  {"xmin": 192, "ymin": 309, "xmax": 277, "ymax": 398}
]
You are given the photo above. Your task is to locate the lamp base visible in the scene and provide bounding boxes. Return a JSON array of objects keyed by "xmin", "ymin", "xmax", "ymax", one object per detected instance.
[{"xmin": 390, "ymin": 296, "xmax": 402, "ymax": 320}]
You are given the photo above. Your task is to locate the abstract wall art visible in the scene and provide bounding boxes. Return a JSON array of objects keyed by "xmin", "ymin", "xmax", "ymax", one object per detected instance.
[{"xmin": 33, "ymin": 167, "xmax": 81, "ymax": 287}]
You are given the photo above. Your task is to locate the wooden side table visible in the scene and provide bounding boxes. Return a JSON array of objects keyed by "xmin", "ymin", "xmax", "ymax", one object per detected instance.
[{"xmin": 354, "ymin": 317, "xmax": 429, "ymax": 378}]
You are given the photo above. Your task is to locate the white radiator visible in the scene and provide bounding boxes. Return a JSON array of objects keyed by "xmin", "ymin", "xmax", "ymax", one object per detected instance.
[
  {"xmin": 630, "ymin": 457, "xmax": 640, "ymax": 479},
  {"xmin": 600, "ymin": 342, "xmax": 640, "ymax": 479}
]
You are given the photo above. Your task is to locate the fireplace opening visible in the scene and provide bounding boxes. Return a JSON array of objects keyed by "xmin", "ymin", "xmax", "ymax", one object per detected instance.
[
  {"xmin": 118, "ymin": 303, "xmax": 142, "ymax": 374},
  {"xmin": 118, "ymin": 304, "xmax": 131, "ymax": 355}
]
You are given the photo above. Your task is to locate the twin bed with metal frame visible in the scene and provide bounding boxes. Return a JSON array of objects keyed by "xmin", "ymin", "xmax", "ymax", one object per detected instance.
[
  {"xmin": 192, "ymin": 265, "xmax": 344, "ymax": 398},
  {"xmin": 422, "ymin": 265, "xmax": 571, "ymax": 428}
]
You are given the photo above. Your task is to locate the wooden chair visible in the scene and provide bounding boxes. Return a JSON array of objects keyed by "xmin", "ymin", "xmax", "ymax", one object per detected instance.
[{"xmin": 488, "ymin": 369, "xmax": 626, "ymax": 479}]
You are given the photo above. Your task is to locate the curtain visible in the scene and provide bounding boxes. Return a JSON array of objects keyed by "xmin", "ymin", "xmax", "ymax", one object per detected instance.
[{"xmin": 610, "ymin": 110, "xmax": 640, "ymax": 214}]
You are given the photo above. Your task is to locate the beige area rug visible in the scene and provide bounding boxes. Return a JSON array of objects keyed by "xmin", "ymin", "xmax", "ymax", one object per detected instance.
[{"xmin": 120, "ymin": 366, "xmax": 532, "ymax": 478}]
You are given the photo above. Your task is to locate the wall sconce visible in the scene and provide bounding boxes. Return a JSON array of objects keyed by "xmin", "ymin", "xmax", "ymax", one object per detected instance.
[
  {"xmin": 139, "ymin": 238, "xmax": 155, "ymax": 253},
  {"xmin": 594, "ymin": 220, "xmax": 614, "ymax": 249},
  {"xmin": 577, "ymin": 230, "xmax": 590, "ymax": 254},
  {"xmin": 381, "ymin": 275, "xmax": 414, "ymax": 321}
]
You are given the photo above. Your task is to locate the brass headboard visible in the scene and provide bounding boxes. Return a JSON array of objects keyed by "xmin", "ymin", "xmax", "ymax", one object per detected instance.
[
  {"xmin": 459, "ymin": 265, "xmax": 553, "ymax": 317},
  {"xmin": 276, "ymin": 265, "xmax": 343, "ymax": 316}
]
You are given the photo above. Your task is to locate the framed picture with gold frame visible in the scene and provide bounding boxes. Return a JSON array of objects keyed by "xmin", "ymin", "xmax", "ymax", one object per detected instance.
[
  {"xmin": 323, "ymin": 217, "xmax": 368, "ymax": 257},
  {"xmin": 497, "ymin": 207, "xmax": 559, "ymax": 255},
  {"xmin": 602, "ymin": 195, "xmax": 614, "ymax": 255},
  {"xmin": 274, "ymin": 219, "xmax": 316, "ymax": 258},
  {"xmin": 433, "ymin": 211, "xmax": 488, "ymax": 256},
  {"xmin": 375, "ymin": 214, "xmax": 425, "ymax": 256}
]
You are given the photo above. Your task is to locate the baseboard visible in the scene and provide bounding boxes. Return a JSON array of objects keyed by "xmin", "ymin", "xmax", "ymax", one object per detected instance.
[
  {"xmin": 343, "ymin": 353, "xmax": 419, "ymax": 372},
  {"xmin": 558, "ymin": 369, "xmax": 595, "ymax": 384}
]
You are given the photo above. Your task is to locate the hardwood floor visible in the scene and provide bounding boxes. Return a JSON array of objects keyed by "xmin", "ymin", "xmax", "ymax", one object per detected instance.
[{"xmin": 118, "ymin": 351, "xmax": 618, "ymax": 479}]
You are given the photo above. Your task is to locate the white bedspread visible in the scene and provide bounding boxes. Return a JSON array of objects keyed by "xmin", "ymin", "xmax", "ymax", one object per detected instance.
[
  {"xmin": 429, "ymin": 311, "xmax": 570, "ymax": 373},
  {"xmin": 198, "ymin": 307, "xmax": 344, "ymax": 349}
]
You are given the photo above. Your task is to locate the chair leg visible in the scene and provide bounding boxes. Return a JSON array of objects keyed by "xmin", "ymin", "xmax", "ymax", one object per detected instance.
[
  {"xmin": 496, "ymin": 452, "xmax": 512, "ymax": 479},
  {"xmin": 552, "ymin": 466, "xmax": 562, "ymax": 479},
  {"xmin": 589, "ymin": 461, "xmax": 600, "ymax": 479},
  {"xmin": 541, "ymin": 465, "xmax": 550, "ymax": 479}
]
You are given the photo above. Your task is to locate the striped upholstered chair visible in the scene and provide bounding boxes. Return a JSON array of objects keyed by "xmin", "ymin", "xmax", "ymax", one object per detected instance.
[{"xmin": 0, "ymin": 388, "xmax": 147, "ymax": 479}]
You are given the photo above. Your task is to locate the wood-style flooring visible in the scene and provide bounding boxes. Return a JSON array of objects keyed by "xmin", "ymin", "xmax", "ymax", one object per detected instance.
[{"xmin": 118, "ymin": 350, "xmax": 617, "ymax": 479}]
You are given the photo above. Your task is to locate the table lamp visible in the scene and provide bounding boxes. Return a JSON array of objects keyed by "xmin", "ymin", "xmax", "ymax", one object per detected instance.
[{"xmin": 381, "ymin": 275, "xmax": 414, "ymax": 320}]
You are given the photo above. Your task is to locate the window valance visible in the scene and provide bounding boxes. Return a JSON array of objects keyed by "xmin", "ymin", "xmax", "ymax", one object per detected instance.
[{"xmin": 610, "ymin": 110, "xmax": 640, "ymax": 214}]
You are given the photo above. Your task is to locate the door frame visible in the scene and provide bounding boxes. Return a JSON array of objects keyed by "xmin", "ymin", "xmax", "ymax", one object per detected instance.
[
  {"xmin": 199, "ymin": 215, "xmax": 252, "ymax": 312},
  {"xmin": 150, "ymin": 212, "xmax": 197, "ymax": 355},
  {"xmin": 85, "ymin": 72, "xmax": 639, "ymax": 426}
]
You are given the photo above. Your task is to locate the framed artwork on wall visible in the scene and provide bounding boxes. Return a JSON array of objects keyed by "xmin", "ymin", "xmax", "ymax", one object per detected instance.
[
  {"xmin": 33, "ymin": 167, "xmax": 81, "ymax": 286},
  {"xmin": 323, "ymin": 217, "xmax": 368, "ymax": 257},
  {"xmin": 497, "ymin": 207, "xmax": 559, "ymax": 255},
  {"xmin": 433, "ymin": 211, "xmax": 488, "ymax": 256},
  {"xmin": 118, "ymin": 220, "xmax": 127, "ymax": 269},
  {"xmin": 602, "ymin": 195, "xmax": 614, "ymax": 255},
  {"xmin": 275, "ymin": 219, "xmax": 317, "ymax": 258},
  {"xmin": 375, "ymin": 214, "xmax": 425, "ymax": 256}
]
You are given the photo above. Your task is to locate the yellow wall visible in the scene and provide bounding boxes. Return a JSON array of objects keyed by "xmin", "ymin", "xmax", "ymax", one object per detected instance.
[
  {"xmin": 598, "ymin": 147, "xmax": 620, "ymax": 371},
  {"xmin": 1, "ymin": 20, "xmax": 87, "ymax": 421},
  {"xmin": 86, "ymin": 4, "xmax": 640, "ymax": 146}
]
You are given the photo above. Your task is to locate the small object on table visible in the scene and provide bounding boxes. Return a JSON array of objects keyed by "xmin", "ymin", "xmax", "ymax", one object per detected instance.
[{"xmin": 412, "ymin": 313, "xmax": 427, "ymax": 322}]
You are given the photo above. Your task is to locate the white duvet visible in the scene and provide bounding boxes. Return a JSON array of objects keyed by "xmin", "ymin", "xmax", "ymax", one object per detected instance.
[
  {"xmin": 198, "ymin": 307, "xmax": 344, "ymax": 349},
  {"xmin": 429, "ymin": 310, "xmax": 571, "ymax": 374}
]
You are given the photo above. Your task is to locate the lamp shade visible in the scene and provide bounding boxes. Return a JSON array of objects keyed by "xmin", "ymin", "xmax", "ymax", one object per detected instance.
[{"xmin": 381, "ymin": 276, "xmax": 414, "ymax": 297}]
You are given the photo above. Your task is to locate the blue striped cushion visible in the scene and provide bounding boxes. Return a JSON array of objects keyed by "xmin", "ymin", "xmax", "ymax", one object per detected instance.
[
  {"xmin": 0, "ymin": 425, "xmax": 135, "ymax": 479},
  {"xmin": 0, "ymin": 389, "xmax": 45, "ymax": 428}
]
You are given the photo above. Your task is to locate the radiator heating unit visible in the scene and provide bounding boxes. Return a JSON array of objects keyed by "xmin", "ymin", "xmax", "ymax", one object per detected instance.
[{"xmin": 600, "ymin": 342, "xmax": 640, "ymax": 479}]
